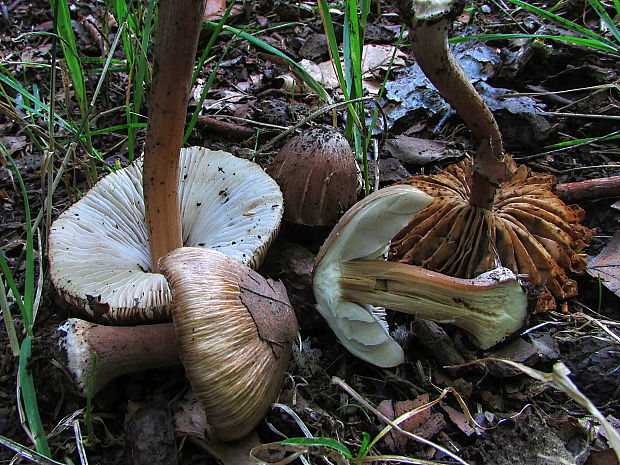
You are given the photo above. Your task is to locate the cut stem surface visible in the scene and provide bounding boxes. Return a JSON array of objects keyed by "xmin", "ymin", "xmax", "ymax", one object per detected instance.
[{"xmin": 340, "ymin": 260, "xmax": 527, "ymax": 348}]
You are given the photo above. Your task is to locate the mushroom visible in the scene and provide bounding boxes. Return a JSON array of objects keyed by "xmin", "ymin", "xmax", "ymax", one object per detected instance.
[
  {"xmin": 49, "ymin": 147, "xmax": 283, "ymax": 321},
  {"xmin": 159, "ymin": 247, "xmax": 298, "ymax": 441},
  {"xmin": 55, "ymin": 250, "xmax": 298, "ymax": 435},
  {"xmin": 267, "ymin": 126, "xmax": 358, "ymax": 226},
  {"xmin": 313, "ymin": 184, "xmax": 528, "ymax": 367},
  {"xmin": 388, "ymin": 0, "xmax": 593, "ymax": 310},
  {"xmin": 50, "ymin": 0, "xmax": 294, "ymax": 446}
]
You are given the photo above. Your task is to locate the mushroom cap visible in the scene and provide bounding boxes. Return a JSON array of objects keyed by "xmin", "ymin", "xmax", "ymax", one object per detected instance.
[
  {"xmin": 313, "ymin": 185, "xmax": 434, "ymax": 367},
  {"xmin": 390, "ymin": 160, "xmax": 594, "ymax": 310},
  {"xmin": 268, "ymin": 126, "xmax": 358, "ymax": 226},
  {"xmin": 159, "ymin": 247, "xmax": 298, "ymax": 442},
  {"xmin": 49, "ymin": 147, "xmax": 283, "ymax": 322}
]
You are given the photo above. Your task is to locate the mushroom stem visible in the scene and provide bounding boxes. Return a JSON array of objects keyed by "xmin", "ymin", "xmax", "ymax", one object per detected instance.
[
  {"xmin": 340, "ymin": 260, "xmax": 527, "ymax": 349},
  {"xmin": 399, "ymin": 0, "xmax": 514, "ymax": 209},
  {"xmin": 56, "ymin": 319, "xmax": 180, "ymax": 395},
  {"xmin": 143, "ymin": 0, "xmax": 206, "ymax": 272}
]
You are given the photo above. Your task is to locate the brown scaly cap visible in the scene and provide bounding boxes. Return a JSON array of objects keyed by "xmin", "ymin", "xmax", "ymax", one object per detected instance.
[
  {"xmin": 268, "ymin": 126, "xmax": 358, "ymax": 226},
  {"xmin": 159, "ymin": 247, "xmax": 298, "ymax": 441}
]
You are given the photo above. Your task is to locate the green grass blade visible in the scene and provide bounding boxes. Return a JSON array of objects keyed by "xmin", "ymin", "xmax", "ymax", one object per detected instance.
[
  {"xmin": 0, "ymin": 148, "xmax": 35, "ymax": 331},
  {"xmin": 83, "ymin": 122, "xmax": 147, "ymax": 137},
  {"xmin": 19, "ymin": 337, "xmax": 51, "ymax": 457},
  {"xmin": 316, "ymin": 0, "xmax": 349, "ymax": 97},
  {"xmin": 281, "ymin": 437, "xmax": 353, "ymax": 459},
  {"xmin": 544, "ymin": 133, "xmax": 620, "ymax": 149},
  {"xmin": 203, "ymin": 21, "xmax": 329, "ymax": 102},
  {"xmin": 358, "ymin": 431, "xmax": 371, "ymax": 458},
  {"xmin": 0, "ymin": 276, "xmax": 20, "ymax": 356},
  {"xmin": 0, "ymin": 435, "xmax": 65, "ymax": 464},
  {"xmin": 184, "ymin": 33, "xmax": 237, "ymax": 144},
  {"xmin": 50, "ymin": 0, "xmax": 87, "ymax": 116},
  {"xmin": 0, "ymin": 71, "xmax": 72, "ymax": 131},
  {"xmin": 0, "ymin": 256, "xmax": 27, "ymax": 327},
  {"xmin": 365, "ymin": 24, "xmax": 405, "ymax": 152},
  {"xmin": 587, "ymin": 0, "xmax": 620, "ymax": 45},
  {"xmin": 193, "ymin": 1, "xmax": 235, "ymax": 87},
  {"xmin": 127, "ymin": 0, "xmax": 155, "ymax": 160},
  {"xmin": 503, "ymin": 0, "xmax": 616, "ymax": 47}
]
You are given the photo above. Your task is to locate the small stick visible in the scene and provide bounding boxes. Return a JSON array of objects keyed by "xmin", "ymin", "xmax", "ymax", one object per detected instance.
[
  {"xmin": 556, "ymin": 175, "xmax": 620, "ymax": 203},
  {"xmin": 196, "ymin": 116, "xmax": 257, "ymax": 140}
]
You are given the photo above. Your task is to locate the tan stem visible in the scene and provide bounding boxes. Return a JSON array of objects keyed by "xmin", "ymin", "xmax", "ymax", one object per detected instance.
[
  {"xmin": 339, "ymin": 260, "xmax": 527, "ymax": 348},
  {"xmin": 144, "ymin": 0, "xmax": 207, "ymax": 272},
  {"xmin": 60, "ymin": 320, "xmax": 180, "ymax": 395},
  {"xmin": 409, "ymin": 21, "xmax": 514, "ymax": 209}
]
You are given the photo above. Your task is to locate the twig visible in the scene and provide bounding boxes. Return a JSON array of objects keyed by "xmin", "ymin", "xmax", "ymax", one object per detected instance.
[
  {"xmin": 555, "ymin": 175, "xmax": 620, "ymax": 203},
  {"xmin": 543, "ymin": 111, "xmax": 620, "ymax": 120},
  {"xmin": 331, "ymin": 377, "xmax": 468, "ymax": 465},
  {"xmin": 196, "ymin": 116, "xmax": 257, "ymax": 139}
]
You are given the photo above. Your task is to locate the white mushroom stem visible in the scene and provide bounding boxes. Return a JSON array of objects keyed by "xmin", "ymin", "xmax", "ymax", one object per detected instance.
[
  {"xmin": 399, "ymin": 0, "xmax": 515, "ymax": 208},
  {"xmin": 340, "ymin": 261, "xmax": 527, "ymax": 349},
  {"xmin": 143, "ymin": 0, "xmax": 206, "ymax": 271},
  {"xmin": 313, "ymin": 184, "xmax": 528, "ymax": 367},
  {"xmin": 57, "ymin": 319, "xmax": 180, "ymax": 395}
]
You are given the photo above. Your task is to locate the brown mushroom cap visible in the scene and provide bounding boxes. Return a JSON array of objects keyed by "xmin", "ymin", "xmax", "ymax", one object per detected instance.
[
  {"xmin": 390, "ymin": 160, "xmax": 594, "ymax": 310},
  {"xmin": 268, "ymin": 126, "xmax": 358, "ymax": 226},
  {"xmin": 159, "ymin": 247, "xmax": 298, "ymax": 441}
]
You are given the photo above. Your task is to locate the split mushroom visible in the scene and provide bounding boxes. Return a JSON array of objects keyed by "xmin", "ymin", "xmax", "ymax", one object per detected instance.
[
  {"xmin": 313, "ymin": 185, "xmax": 528, "ymax": 367},
  {"xmin": 267, "ymin": 126, "xmax": 358, "ymax": 226},
  {"xmin": 49, "ymin": 146, "xmax": 283, "ymax": 322},
  {"xmin": 159, "ymin": 247, "xmax": 298, "ymax": 441},
  {"xmin": 389, "ymin": 0, "xmax": 593, "ymax": 310}
]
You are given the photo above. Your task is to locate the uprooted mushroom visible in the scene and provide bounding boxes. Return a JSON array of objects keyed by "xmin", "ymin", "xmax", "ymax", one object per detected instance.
[
  {"xmin": 55, "ymin": 248, "xmax": 297, "ymax": 442},
  {"xmin": 388, "ymin": 0, "xmax": 593, "ymax": 311},
  {"xmin": 48, "ymin": 0, "xmax": 297, "ymax": 443}
]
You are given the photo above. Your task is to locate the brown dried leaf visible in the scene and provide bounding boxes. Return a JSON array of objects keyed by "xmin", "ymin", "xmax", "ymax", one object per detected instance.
[{"xmin": 587, "ymin": 231, "xmax": 620, "ymax": 298}]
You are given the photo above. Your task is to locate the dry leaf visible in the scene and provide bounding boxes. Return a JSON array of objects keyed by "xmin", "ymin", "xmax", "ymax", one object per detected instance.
[{"xmin": 587, "ymin": 231, "xmax": 620, "ymax": 298}]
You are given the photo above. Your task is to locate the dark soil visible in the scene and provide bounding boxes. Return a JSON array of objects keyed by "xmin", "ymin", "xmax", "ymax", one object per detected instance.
[{"xmin": 1, "ymin": 0, "xmax": 619, "ymax": 464}]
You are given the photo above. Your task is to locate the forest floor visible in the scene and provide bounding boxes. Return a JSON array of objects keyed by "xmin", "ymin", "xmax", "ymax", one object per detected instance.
[{"xmin": 0, "ymin": 0, "xmax": 619, "ymax": 464}]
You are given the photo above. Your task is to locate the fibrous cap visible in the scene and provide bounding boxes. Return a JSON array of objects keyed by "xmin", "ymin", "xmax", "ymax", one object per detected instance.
[{"xmin": 159, "ymin": 247, "xmax": 298, "ymax": 441}]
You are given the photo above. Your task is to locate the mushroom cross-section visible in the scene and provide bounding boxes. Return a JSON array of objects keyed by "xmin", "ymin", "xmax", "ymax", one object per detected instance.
[
  {"xmin": 159, "ymin": 247, "xmax": 298, "ymax": 442},
  {"xmin": 49, "ymin": 146, "xmax": 283, "ymax": 322},
  {"xmin": 313, "ymin": 184, "xmax": 528, "ymax": 367}
]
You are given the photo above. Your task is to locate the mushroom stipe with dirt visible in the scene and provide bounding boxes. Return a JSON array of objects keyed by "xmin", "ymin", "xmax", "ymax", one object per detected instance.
[{"xmin": 389, "ymin": 0, "xmax": 593, "ymax": 310}]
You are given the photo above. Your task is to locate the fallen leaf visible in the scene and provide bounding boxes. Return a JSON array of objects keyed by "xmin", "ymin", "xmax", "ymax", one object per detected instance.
[
  {"xmin": 442, "ymin": 404, "xmax": 476, "ymax": 436},
  {"xmin": 587, "ymin": 231, "xmax": 620, "ymax": 298},
  {"xmin": 384, "ymin": 135, "xmax": 461, "ymax": 166}
]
